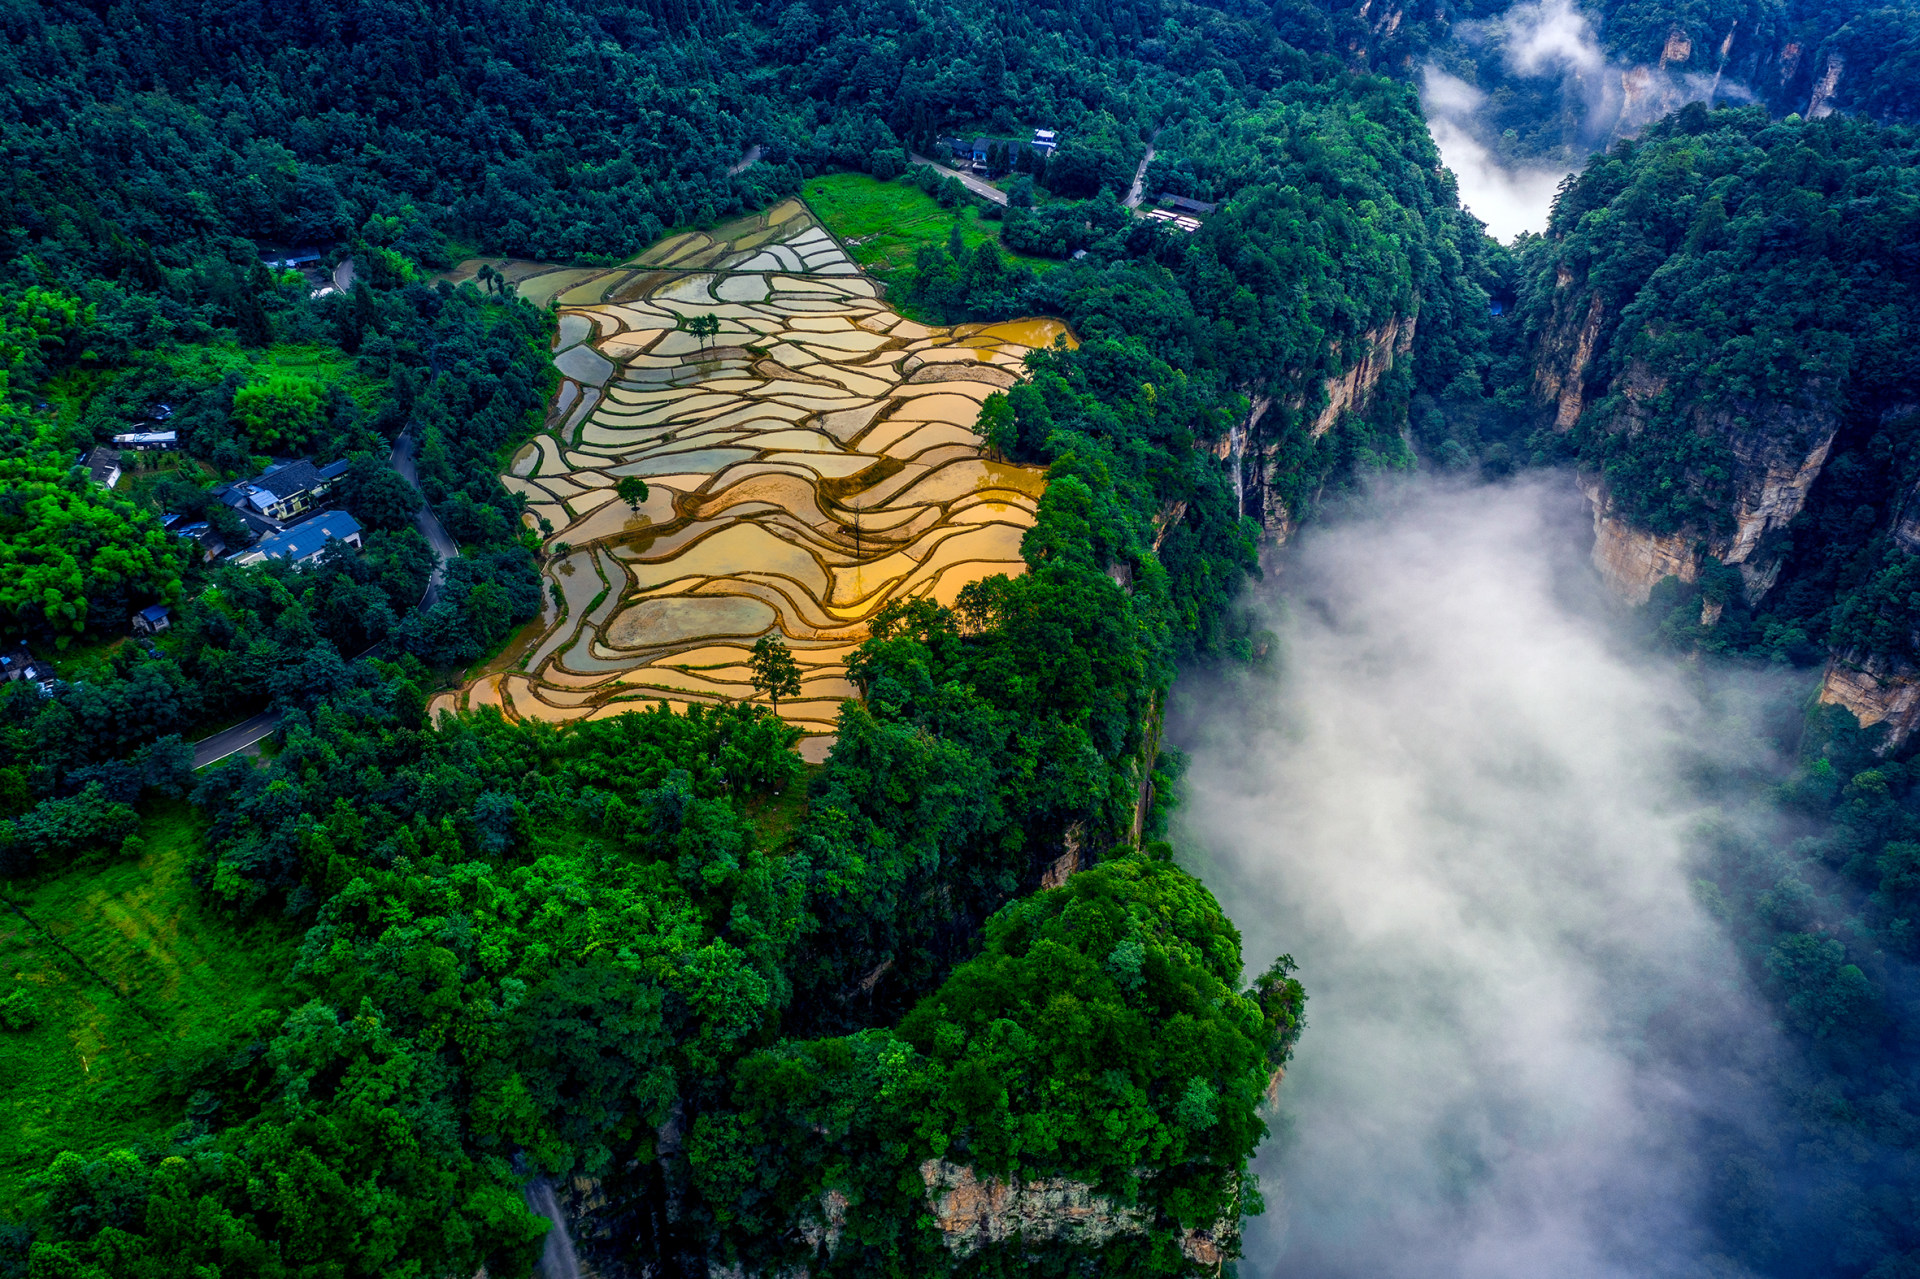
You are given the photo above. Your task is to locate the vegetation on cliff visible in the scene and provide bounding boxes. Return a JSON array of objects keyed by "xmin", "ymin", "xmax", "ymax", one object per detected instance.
[
  {"xmin": 0, "ymin": 0, "xmax": 1422, "ymax": 1268},
  {"xmin": 1515, "ymin": 104, "xmax": 1920, "ymax": 669}
]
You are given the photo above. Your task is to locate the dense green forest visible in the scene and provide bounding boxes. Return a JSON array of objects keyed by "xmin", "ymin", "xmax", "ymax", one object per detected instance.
[
  {"xmin": 0, "ymin": 0, "xmax": 1419, "ymax": 1271},
  {"xmin": 5, "ymin": 0, "xmax": 1920, "ymax": 1268}
]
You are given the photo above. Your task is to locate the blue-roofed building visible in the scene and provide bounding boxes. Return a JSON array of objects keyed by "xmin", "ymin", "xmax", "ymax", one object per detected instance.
[
  {"xmin": 131, "ymin": 604, "xmax": 172, "ymax": 636},
  {"xmin": 232, "ymin": 512, "xmax": 364, "ymax": 566}
]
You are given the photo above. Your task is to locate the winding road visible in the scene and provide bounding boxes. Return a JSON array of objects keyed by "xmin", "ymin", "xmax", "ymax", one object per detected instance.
[
  {"xmin": 188, "ymin": 429, "xmax": 457, "ymax": 767},
  {"xmin": 1123, "ymin": 129, "xmax": 1162, "ymax": 210}
]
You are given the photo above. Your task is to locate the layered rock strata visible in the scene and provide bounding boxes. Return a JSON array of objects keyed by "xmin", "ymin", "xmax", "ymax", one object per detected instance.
[{"xmin": 1819, "ymin": 650, "xmax": 1920, "ymax": 746}]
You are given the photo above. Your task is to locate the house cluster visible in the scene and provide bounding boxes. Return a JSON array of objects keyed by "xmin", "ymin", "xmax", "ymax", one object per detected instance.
[
  {"xmin": 258, "ymin": 244, "xmax": 341, "ymax": 299},
  {"xmin": 1, "ymin": 639, "xmax": 45, "ymax": 687},
  {"xmin": 217, "ymin": 457, "xmax": 351, "ymax": 523},
  {"xmin": 162, "ymin": 456, "xmax": 363, "ymax": 568},
  {"xmin": 1144, "ymin": 192, "xmax": 1218, "ymax": 234},
  {"xmin": 939, "ymin": 128, "xmax": 1060, "ymax": 179}
]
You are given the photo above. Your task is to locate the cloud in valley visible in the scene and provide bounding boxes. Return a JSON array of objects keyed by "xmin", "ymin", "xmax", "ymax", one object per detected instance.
[
  {"xmin": 1424, "ymin": 0, "xmax": 1752, "ymax": 241},
  {"xmin": 1171, "ymin": 477, "xmax": 1783, "ymax": 1279}
]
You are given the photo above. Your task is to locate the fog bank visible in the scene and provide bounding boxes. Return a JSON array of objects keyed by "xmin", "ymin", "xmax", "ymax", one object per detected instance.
[
  {"xmin": 1172, "ymin": 477, "xmax": 1780, "ymax": 1278},
  {"xmin": 1424, "ymin": 0, "xmax": 1751, "ymax": 241}
]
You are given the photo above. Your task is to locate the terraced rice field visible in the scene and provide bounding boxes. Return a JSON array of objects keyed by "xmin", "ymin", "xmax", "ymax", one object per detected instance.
[{"xmin": 435, "ymin": 199, "xmax": 1074, "ymax": 761}]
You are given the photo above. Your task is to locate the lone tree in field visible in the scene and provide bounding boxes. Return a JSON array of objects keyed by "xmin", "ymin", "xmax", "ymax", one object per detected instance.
[
  {"xmin": 682, "ymin": 313, "xmax": 722, "ymax": 349},
  {"xmin": 615, "ymin": 476, "xmax": 650, "ymax": 510},
  {"xmin": 748, "ymin": 635, "xmax": 802, "ymax": 713}
]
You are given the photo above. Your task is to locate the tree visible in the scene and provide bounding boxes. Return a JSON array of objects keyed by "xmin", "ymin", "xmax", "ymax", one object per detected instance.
[
  {"xmin": 232, "ymin": 374, "xmax": 326, "ymax": 452},
  {"xmin": 0, "ymin": 439, "xmax": 182, "ymax": 643},
  {"xmin": 747, "ymin": 635, "xmax": 801, "ymax": 713},
  {"xmin": 974, "ymin": 391, "xmax": 1015, "ymax": 460},
  {"xmin": 682, "ymin": 314, "xmax": 722, "ymax": 349},
  {"xmin": 344, "ymin": 453, "xmax": 423, "ymax": 530},
  {"xmin": 615, "ymin": 475, "xmax": 650, "ymax": 510}
]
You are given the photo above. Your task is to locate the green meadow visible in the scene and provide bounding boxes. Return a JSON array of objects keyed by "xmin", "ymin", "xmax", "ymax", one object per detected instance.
[
  {"xmin": 0, "ymin": 802, "xmax": 300, "ymax": 1213},
  {"xmin": 802, "ymin": 172, "xmax": 1052, "ymax": 283}
]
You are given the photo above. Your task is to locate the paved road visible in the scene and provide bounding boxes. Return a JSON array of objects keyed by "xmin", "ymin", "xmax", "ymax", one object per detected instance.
[
  {"xmin": 1124, "ymin": 129, "xmax": 1162, "ymax": 210},
  {"xmin": 907, "ymin": 153, "xmax": 1009, "ymax": 206},
  {"xmin": 187, "ymin": 429, "xmax": 461, "ymax": 767},
  {"xmin": 192, "ymin": 709, "xmax": 284, "ymax": 769},
  {"xmin": 727, "ymin": 144, "xmax": 765, "ymax": 176},
  {"xmin": 390, "ymin": 431, "xmax": 460, "ymax": 608},
  {"xmin": 334, "ymin": 257, "xmax": 356, "ymax": 293}
]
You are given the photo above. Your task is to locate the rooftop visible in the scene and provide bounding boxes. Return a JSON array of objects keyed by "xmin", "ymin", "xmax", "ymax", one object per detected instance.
[{"xmin": 244, "ymin": 511, "xmax": 364, "ymax": 564}]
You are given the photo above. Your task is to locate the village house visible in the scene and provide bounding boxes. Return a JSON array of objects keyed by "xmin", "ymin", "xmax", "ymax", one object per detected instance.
[
  {"xmin": 113, "ymin": 429, "xmax": 178, "ymax": 451},
  {"xmin": 231, "ymin": 511, "xmax": 364, "ymax": 566},
  {"xmin": 216, "ymin": 458, "xmax": 350, "ymax": 523},
  {"xmin": 1032, "ymin": 128, "xmax": 1059, "ymax": 156},
  {"xmin": 0, "ymin": 641, "xmax": 39, "ymax": 684},
  {"xmin": 85, "ymin": 445, "xmax": 121, "ymax": 489},
  {"xmin": 131, "ymin": 604, "xmax": 172, "ymax": 636},
  {"xmin": 1157, "ymin": 192, "xmax": 1218, "ymax": 215}
]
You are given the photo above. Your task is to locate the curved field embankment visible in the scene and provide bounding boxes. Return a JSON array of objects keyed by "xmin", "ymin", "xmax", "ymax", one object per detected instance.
[{"xmin": 434, "ymin": 199, "xmax": 1075, "ymax": 761}]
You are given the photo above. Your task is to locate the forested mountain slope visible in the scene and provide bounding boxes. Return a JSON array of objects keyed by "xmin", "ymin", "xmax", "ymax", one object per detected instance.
[
  {"xmin": 0, "ymin": 0, "xmax": 1473, "ymax": 1274},
  {"xmin": 1513, "ymin": 105, "xmax": 1920, "ymax": 724}
]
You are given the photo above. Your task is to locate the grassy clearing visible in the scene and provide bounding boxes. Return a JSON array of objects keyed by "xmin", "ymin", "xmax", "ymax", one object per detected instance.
[
  {"xmin": 741, "ymin": 763, "xmax": 819, "ymax": 853},
  {"xmin": 802, "ymin": 173, "xmax": 1051, "ymax": 283},
  {"xmin": 0, "ymin": 801, "xmax": 300, "ymax": 1214}
]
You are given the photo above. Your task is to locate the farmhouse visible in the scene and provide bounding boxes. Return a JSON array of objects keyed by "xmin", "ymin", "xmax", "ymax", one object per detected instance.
[
  {"xmin": 0, "ymin": 642, "xmax": 40, "ymax": 684},
  {"xmin": 1157, "ymin": 192, "xmax": 1218, "ymax": 214},
  {"xmin": 1145, "ymin": 208, "xmax": 1203, "ymax": 233},
  {"xmin": 217, "ymin": 458, "xmax": 350, "ymax": 523},
  {"xmin": 131, "ymin": 604, "xmax": 172, "ymax": 636},
  {"xmin": 231, "ymin": 511, "xmax": 364, "ymax": 566},
  {"xmin": 113, "ymin": 429, "xmax": 178, "ymax": 450},
  {"xmin": 85, "ymin": 446, "xmax": 121, "ymax": 489}
]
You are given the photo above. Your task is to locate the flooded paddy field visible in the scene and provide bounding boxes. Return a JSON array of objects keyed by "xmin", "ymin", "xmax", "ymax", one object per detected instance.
[{"xmin": 433, "ymin": 199, "xmax": 1074, "ymax": 761}]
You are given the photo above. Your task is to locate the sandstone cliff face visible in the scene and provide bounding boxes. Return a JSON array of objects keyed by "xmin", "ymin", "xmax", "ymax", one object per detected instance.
[
  {"xmin": 1536, "ymin": 293, "xmax": 1835, "ymax": 603},
  {"xmin": 1819, "ymin": 650, "xmax": 1920, "ymax": 748},
  {"xmin": 918, "ymin": 1160, "xmax": 1231, "ymax": 1270},
  {"xmin": 1587, "ymin": 405, "xmax": 1834, "ymax": 604},
  {"xmin": 1309, "ymin": 314, "xmax": 1416, "ymax": 439},
  {"xmin": 1807, "ymin": 52, "xmax": 1845, "ymax": 118},
  {"xmin": 1532, "ymin": 267, "xmax": 1606, "ymax": 431},
  {"xmin": 1579, "ymin": 474, "xmax": 1700, "ymax": 603}
]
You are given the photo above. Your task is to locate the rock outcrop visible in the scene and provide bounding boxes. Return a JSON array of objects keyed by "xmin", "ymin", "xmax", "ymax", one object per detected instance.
[
  {"xmin": 1546, "ymin": 303, "xmax": 1839, "ymax": 604},
  {"xmin": 1819, "ymin": 650, "xmax": 1920, "ymax": 748},
  {"xmin": 1579, "ymin": 475, "xmax": 1701, "ymax": 603},
  {"xmin": 919, "ymin": 1160, "xmax": 1231, "ymax": 1271},
  {"xmin": 919, "ymin": 1159, "xmax": 1147, "ymax": 1256},
  {"xmin": 1532, "ymin": 268, "xmax": 1606, "ymax": 431},
  {"xmin": 1580, "ymin": 387, "xmax": 1836, "ymax": 603},
  {"xmin": 1309, "ymin": 314, "xmax": 1416, "ymax": 439},
  {"xmin": 1807, "ymin": 52, "xmax": 1844, "ymax": 118}
]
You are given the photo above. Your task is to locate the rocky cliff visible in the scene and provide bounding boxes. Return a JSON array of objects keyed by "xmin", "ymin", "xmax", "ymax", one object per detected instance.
[
  {"xmin": 1246, "ymin": 315, "xmax": 1415, "ymax": 547},
  {"xmin": 1308, "ymin": 314, "xmax": 1416, "ymax": 440},
  {"xmin": 1582, "ymin": 391, "xmax": 1836, "ymax": 603},
  {"xmin": 919, "ymin": 1160, "xmax": 1232, "ymax": 1270},
  {"xmin": 1819, "ymin": 649, "xmax": 1920, "ymax": 748},
  {"xmin": 1541, "ymin": 310, "xmax": 1839, "ymax": 604}
]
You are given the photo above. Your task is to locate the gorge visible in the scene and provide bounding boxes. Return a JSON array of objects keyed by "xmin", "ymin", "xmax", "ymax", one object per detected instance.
[
  {"xmin": 1177, "ymin": 478, "xmax": 1792, "ymax": 1277},
  {"xmin": 2, "ymin": 0, "xmax": 1919, "ymax": 1273}
]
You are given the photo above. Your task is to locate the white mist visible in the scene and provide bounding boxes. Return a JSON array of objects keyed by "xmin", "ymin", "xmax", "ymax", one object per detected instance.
[{"xmin": 1173, "ymin": 477, "xmax": 1778, "ymax": 1279}]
